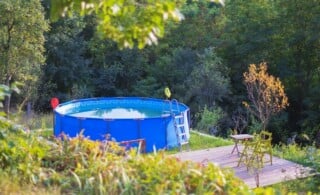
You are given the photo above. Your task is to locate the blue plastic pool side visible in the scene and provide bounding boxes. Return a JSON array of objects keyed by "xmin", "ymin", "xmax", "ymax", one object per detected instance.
[{"xmin": 53, "ymin": 97, "xmax": 190, "ymax": 152}]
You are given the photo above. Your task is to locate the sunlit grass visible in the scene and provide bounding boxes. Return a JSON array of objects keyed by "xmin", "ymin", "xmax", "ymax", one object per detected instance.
[
  {"xmin": 273, "ymin": 144, "xmax": 320, "ymax": 169},
  {"xmin": 0, "ymin": 176, "xmax": 60, "ymax": 195},
  {"xmin": 189, "ymin": 130, "xmax": 233, "ymax": 149},
  {"xmin": 13, "ymin": 112, "xmax": 53, "ymax": 131},
  {"xmin": 268, "ymin": 144, "xmax": 320, "ymax": 193},
  {"xmin": 270, "ymin": 175, "xmax": 320, "ymax": 194},
  {"xmin": 166, "ymin": 130, "xmax": 233, "ymax": 154}
]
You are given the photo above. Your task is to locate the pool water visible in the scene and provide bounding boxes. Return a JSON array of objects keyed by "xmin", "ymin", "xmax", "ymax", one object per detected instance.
[{"xmin": 70, "ymin": 108, "xmax": 162, "ymax": 119}]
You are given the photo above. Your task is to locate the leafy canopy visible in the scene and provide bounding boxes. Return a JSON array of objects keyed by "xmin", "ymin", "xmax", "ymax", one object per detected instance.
[
  {"xmin": 50, "ymin": 0, "xmax": 185, "ymax": 49},
  {"xmin": 50, "ymin": 0, "xmax": 225, "ymax": 49}
]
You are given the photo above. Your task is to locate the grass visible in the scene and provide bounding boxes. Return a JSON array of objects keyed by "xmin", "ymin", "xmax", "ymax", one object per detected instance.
[
  {"xmin": 270, "ymin": 175, "xmax": 320, "ymax": 194},
  {"xmin": 12, "ymin": 112, "xmax": 53, "ymax": 131},
  {"xmin": 166, "ymin": 130, "xmax": 233, "ymax": 154},
  {"xmin": 269, "ymin": 144, "xmax": 320, "ymax": 193},
  {"xmin": 0, "ymin": 177, "xmax": 60, "ymax": 195},
  {"xmin": 188, "ymin": 130, "xmax": 233, "ymax": 149}
]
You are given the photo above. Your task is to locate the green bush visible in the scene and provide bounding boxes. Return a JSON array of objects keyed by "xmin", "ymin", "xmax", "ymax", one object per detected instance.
[
  {"xmin": 0, "ymin": 126, "xmax": 49, "ymax": 184},
  {"xmin": 247, "ymin": 116, "xmax": 263, "ymax": 134},
  {"xmin": 196, "ymin": 105, "xmax": 224, "ymax": 134}
]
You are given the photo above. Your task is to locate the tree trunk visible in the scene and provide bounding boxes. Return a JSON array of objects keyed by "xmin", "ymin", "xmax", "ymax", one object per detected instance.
[
  {"xmin": 4, "ymin": 95, "xmax": 11, "ymax": 117},
  {"xmin": 4, "ymin": 76, "xmax": 11, "ymax": 117}
]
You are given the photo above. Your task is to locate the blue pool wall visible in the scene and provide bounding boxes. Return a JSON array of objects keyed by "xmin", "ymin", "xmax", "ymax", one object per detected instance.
[{"xmin": 53, "ymin": 97, "xmax": 190, "ymax": 152}]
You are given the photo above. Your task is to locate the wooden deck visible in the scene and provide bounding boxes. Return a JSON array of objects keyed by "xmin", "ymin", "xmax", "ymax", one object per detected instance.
[{"xmin": 173, "ymin": 145, "xmax": 312, "ymax": 188}]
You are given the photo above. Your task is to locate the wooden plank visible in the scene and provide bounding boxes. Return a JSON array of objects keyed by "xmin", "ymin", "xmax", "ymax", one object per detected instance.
[{"xmin": 173, "ymin": 145, "xmax": 313, "ymax": 188}]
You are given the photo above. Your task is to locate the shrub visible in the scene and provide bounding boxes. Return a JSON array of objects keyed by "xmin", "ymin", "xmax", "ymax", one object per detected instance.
[
  {"xmin": 42, "ymin": 136, "xmax": 251, "ymax": 194},
  {"xmin": 0, "ymin": 122, "xmax": 49, "ymax": 184},
  {"xmin": 196, "ymin": 105, "xmax": 224, "ymax": 135}
]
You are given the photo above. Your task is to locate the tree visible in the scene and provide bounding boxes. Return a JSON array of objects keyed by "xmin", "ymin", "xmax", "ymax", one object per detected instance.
[
  {"xmin": 87, "ymin": 37, "xmax": 148, "ymax": 97},
  {"xmin": 35, "ymin": 15, "xmax": 92, "ymax": 111},
  {"xmin": 0, "ymin": 0, "xmax": 49, "ymax": 114},
  {"xmin": 50, "ymin": 0, "xmax": 226, "ymax": 49},
  {"xmin": 273, "ymin": 0, "xmax": 320, "ymax": 137},
  {"xmin": 218, "ymin": 0, "xmax": 320, "ymax": 139},
  {"xmin": 162, "ymin": 0, "xmax": 224, "ymax": 50},
  {"xmin": 186, "ymin": 47, "xmax": 230, "ymax": 108},
  {"xmin": 218, "ymin": 0, "xmax": 277, "ymax": 98},
  {"xmin": 243, "ymin": 63, "xmax": 288, "ymax": 130}
]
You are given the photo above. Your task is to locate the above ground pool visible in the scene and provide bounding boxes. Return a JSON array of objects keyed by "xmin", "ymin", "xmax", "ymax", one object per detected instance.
[{"xmin": 53, "ymin": 97, "xmax": 190, "ymax": 152}]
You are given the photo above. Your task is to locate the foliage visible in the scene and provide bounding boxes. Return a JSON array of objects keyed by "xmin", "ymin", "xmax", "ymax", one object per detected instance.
[
  {"xmin": 35, "ymin": 0, "xmax": 231, "ymax": 126},
  {"xmin": 275, "ymin": 0, "xmax": 320, "ymax": 141},
  {"xmin": 274, "ymin": 144, "xmax": 320, "ymax": 172},
  {"xmin": 247, "ymin": 116, "xmax": 263, "ymax": 135},
  {"xmin": 272, "ymin": 144, "xmax": 320, "ymax": 193},
  {"xmin": 132, "ymin": 76, "xmax": 163, "ymax": 97},
  {"xmin": 5, "ymin": 0, "xmax": 320, "ymax": 145},
  {"xmin": 0, "ymin": 88, "xmax": 250, "ymax": 195},
  {"xmin": 196, "ymin": 105, "xmax": 224, "ymax": 135},
  {"xmin": 231, "ymin": 107, "xmax": 249, "ymax": 134},
  {"xmin": 35, "ymin": 15, "xmax": 93, "ymax": 111},
  {"xmin": 219, "ymin": 0, "xmax": 277, "ymax": 75},
  {"xmin": 119, "ymin": 153, "xmax": 249, "ymax": 194},
  {"xmin": 50, "ymin": 0, "xmax": 185, "ymax": 49},
  {"xmin": 0, "ymin": 0, "xmax": 49, "ymax": 113},
  {"xmin": 186, "ymin": 47, "xmax": 231, "ymax": 108},
  {"xmin": 89, "ymin": 40, "xmax": 148, "ymax": 97},
  {"xmin": 271, "ymin": 176, "xmax": 320, "ymax": 195},
  {"xmin": 0, "ymin": 177, "xmax": 60, "ymax": 195},
  {"xmin": 168, "ymin": 0, "xmax": 223, "ymax": 49},
  {"xmin": 219, "ymin": 0, "xmax": 320, "ymax": 141},
  {"xmin": 243, "ymin": 63, "xmax": 289, "ymax": 130},
  {"xmin": 267, "ymin": 112, "xmax": 289, "ymax": 144},
  {"xmin": 218, "ymin": 0, "xmax": 277, "ymax": 109},
  {"xmin": 150, "ymin": 47, "xmax": 197, "ymax": 97},
  {"xmin": 0, "ymin": 104, "xmax": 318, "ymax": 194},
  {"xmin": 0, "ymin": 126, "xmax": 49, "ymax": 184},
  {"xmin": 0, "ymin": 125, "xmax": 253, "ymax": 194},
  {"xmin": 0, "ymin": 85, "xmax": 10, "ymax": 109}
]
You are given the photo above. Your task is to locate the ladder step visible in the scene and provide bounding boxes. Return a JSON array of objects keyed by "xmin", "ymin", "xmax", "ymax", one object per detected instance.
[
  {"xmin": 175, "ymin": 115, "xmax": 183, "ymax": 119},
  {"xmin": 180, "ymin": 141, "xmax": 189, "ymax": 145}
]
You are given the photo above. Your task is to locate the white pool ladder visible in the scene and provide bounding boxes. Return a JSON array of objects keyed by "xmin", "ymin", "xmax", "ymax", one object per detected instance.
[{"xmin": 171, "ymin": 99, "xmax": 190, "ymax": 151}]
